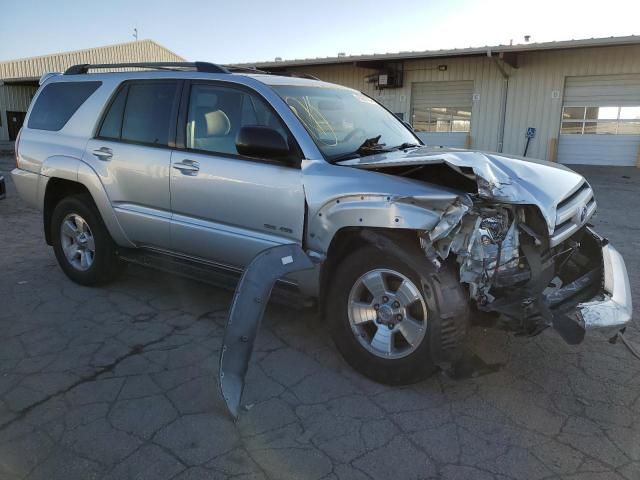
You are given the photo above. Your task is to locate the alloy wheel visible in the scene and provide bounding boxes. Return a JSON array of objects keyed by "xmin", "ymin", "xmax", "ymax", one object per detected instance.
[
  {"xmin": 347, "ymin": 268, "xmax": 428, "ymax": 359},
  {"xmin": 60, "ymin": 213, "xmax": 96, "ymax": 271}
]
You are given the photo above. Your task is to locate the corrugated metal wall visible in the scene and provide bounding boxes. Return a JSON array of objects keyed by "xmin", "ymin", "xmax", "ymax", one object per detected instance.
[
  {"xmin": 0, "ymin": 85, "xmax": 37, "ymax": 141},
  {"xmin": 0, "ymin": 40, "xmax": 184, "ymax": 80},
  {"xmin": 502, "ymin": 44, "xmax": 640, "ymax": 160},
  {"xmin": 0, "ymin": 40, "xmax": 184, "ymax": 141},
  {"xmin": 285, "ymin": 44, "xmax": 640, "ymax": 162}
]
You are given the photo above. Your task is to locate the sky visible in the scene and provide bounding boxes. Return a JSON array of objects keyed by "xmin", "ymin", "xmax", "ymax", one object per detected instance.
[{"xmin": 1, "ymin": 0, "xmax": 639, "ymax": 64}]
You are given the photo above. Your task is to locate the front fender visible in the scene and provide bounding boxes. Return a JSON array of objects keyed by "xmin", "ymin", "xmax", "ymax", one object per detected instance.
[
  {"xmin": 301, "ymin": 159, "xmax": 467, "ymax": 254},
  {"xmin": 309, "ymin": 194, "xmax": 445, "ymax": 254}
]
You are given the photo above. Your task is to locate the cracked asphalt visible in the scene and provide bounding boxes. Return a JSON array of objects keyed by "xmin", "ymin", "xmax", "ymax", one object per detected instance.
[{"xmin": 1, "ymin": 153, "xmax": 639, "ymax": 480}]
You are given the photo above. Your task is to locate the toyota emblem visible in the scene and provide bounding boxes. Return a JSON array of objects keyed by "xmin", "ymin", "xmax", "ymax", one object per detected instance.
[{"xmin": 579, "ymin": 206, "xmax": 588, "ymax": 224}]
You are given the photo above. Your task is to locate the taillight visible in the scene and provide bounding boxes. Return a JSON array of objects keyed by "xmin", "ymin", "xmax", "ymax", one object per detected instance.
[{"xmin": 15, "ymin": 128, "xmax": 22, "ymax": 168}]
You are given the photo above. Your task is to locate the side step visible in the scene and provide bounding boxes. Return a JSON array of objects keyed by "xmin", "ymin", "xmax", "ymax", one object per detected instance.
[{"xmin": 118, "ymin": 248, "xmax": 315, "ymax": 310}]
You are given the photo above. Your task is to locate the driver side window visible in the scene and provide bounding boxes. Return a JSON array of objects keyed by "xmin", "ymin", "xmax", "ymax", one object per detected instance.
[{"xmin": 186, "ymin": 84, "xmax": 290, "ymax": 156}]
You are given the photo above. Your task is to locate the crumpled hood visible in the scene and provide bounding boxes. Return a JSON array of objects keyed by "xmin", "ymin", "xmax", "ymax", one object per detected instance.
[{"xmin": 338, "ymin": 147, "xmax": 586, "ymax": 233}]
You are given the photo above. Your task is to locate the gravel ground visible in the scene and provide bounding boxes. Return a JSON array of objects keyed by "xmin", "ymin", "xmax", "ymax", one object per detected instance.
[{"xmin": 0, "ymin": 153, "xmax": 639, "ymax": 480}]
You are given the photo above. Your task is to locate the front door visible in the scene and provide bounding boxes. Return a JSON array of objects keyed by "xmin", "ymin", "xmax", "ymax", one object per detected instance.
[
  {"xmin": 7, "ymin": 111, "xmax": 26, "ymax": 140},
  {"xmin": 83, "ymin": 80, "xmax": 181, "ymax": 249},
  {"xmin": 169, "ymin": 81, "xmax": 305, "ymax": 268}
]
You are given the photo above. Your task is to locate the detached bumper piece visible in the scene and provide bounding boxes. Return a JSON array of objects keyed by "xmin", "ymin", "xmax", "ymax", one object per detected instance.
[
  {"xmin": 219, "ymin": 244, "xmax": 314, "ymax": 419},
  {"xmin": 0, "ymin": 175, "xmax": 5, "ymax": 199}
]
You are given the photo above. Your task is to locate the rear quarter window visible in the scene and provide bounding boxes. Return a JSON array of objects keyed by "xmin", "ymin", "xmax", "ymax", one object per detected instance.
[{"xmin": 28, "ymin": 81, "xmax": 101, "ymax": 131}]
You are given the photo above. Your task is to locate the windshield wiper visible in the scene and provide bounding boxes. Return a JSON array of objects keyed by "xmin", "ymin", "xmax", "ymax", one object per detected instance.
[
  {"xmin": 328, "ymin": 135, "xmax": 393, "ymax": 163},
  {"xmin": 391, "ymin": 142, "xmax": 420, "ymax": 151}
]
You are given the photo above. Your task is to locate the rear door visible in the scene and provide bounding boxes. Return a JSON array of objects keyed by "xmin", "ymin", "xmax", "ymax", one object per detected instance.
[
  {"xmin": 169, "ymin": 81, "xmax": 305, "ymax": 268},
  {"xmin": 83, "ymin": 80, "xmax": 181, "ymax": 248}
]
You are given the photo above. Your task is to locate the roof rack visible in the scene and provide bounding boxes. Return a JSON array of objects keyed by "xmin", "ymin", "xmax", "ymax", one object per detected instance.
[
  {"xmin": 63, "ymin": 62, "xmax": 320, "ymax": 81},
  {"xmin": 64, "ymin": 62, "xmax": 231, "ymax": 75}
]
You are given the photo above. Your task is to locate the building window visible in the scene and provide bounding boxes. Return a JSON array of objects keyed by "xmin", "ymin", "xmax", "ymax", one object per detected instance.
[
  {"xmin": 411, "ymin": 107, "xmax": 471, "ymax": 133},
  {"xmin": 560, "ymin": 106, "xmax": 640, "ymax": 135}
]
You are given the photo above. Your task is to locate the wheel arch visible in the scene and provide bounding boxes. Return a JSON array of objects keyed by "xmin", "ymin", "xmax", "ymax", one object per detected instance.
[
  {"xmin": 43, "ymin": 178, "xmax": 90, "ymax": 245},
  {"xmin": 318, "ymin": 226, "xmax": 423, "ymax": 316},
  {"xmin": 321, "ymin": 226, "xmax": 470, "ymax": 369}
]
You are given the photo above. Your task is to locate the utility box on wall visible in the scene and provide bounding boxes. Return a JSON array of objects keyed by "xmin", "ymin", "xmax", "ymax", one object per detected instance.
[
  {"xmin": 367, "ymin": 69, "xmax": 403, "ymax": 90},
  {"xmin": 377, "ymin": 71, "xmax": 402, "ymax": 89}
]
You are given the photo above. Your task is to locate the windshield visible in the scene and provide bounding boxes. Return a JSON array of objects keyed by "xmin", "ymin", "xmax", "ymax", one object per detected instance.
[{"xmin": 271, "ymin": 85, "xmax": 419, "ymax": 161}]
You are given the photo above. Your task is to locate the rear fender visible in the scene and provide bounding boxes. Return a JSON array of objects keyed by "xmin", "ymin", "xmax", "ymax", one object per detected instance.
[{"xmin": 42, "ymin": 155, "xmax": 133, "ymax": 247}]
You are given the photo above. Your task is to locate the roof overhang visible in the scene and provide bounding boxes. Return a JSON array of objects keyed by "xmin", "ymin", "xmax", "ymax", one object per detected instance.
[
  {"xmin": 234, "ymin": 35, "xmax": 640, "ymax": 70},
  {"xmin": 1, "ymin": 77, "xmax": 39, "ymax": 86}
]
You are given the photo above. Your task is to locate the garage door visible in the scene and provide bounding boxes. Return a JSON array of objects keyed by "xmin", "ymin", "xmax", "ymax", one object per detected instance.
[
  {"xmin": 410, "ymin": 81, "xmax": 473, "ymax": 148},
  {"xmin": 558, "ymin": 75, "xmax": 640, "ymax": 166}
]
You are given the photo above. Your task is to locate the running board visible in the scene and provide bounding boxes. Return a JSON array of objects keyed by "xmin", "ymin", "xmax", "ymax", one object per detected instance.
[{"xmin": 118, "ymin": 248, "xmax": 314, "ymax": 310}]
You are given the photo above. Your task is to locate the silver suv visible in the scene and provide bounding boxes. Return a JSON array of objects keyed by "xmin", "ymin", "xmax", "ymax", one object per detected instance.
[{"xmin": 12, "ymin": 62, "xmax": 632, "ymax": 385}]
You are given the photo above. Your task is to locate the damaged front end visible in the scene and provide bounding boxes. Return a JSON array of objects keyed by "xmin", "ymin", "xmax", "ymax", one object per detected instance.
[{"xmin": 424, "ymin": 200, "xmax": 633, "ymax": 344}]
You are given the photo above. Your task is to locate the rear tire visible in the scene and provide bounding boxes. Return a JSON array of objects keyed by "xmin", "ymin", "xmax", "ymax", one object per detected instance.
[
  {"xmin": 326, "ymin": 244, "xmax": 469, "ymax": 385},
  {"xmin": 51, "ymin": 194, "xmax": 123, "ymax": 286}
]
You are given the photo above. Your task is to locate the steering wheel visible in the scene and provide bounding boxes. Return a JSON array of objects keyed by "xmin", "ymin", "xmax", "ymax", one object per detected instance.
[{"xmin": 343, "ymin": 128, "xmax": 367, "ymax": 143}]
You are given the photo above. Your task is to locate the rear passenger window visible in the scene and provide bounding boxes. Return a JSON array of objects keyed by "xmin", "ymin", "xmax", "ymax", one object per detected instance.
[
  {"xmin": 28, "ymin": 81, "xmax": 101, "ymax": 131},
  {"xmin": 98, "ymin": 81, "xmax": 179, "ymax": 147}
]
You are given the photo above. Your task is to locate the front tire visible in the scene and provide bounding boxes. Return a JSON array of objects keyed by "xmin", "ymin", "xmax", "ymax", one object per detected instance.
[
  {"xmin": 51, "ymin": 194, "xmax": 123, "ymax": 286},
  {"xmin": 326, "ymin": 244, "xmax": 469, "ymax": 385}
]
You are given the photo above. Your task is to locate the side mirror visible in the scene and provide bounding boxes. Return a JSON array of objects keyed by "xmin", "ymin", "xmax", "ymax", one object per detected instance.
[
  {"xmin": 236, "ymin": 126, "xmax": 291, "ymax": 161},
  {"xmin": 403, "ymin": 120, "xmax": 414, "ymax": 131}
]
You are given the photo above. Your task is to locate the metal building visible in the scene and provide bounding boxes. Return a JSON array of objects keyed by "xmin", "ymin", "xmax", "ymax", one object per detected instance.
[
  {"xmin": 240, "ymin": 36, "xmax": 640, "ymax": 167},
  {"xmin": 0, "ymin": 39, "xmax": 184, "ymax": 142}
]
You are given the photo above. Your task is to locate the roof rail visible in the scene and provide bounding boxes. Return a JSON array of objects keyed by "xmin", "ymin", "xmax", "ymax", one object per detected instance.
[
  {"xmin": 226, "ymin": 66, "xmax": 270, "ymax": 74},
  {"xmin": 64, "ymin": 62, "xmax": 231, "ymax": 75},
  {"xmin": 263, "ymin": 71, "xmax": 320, "ymax": 81},
  {"xmin": 224, "ymin": 66, "xmax": 319, "ymax": 81}
]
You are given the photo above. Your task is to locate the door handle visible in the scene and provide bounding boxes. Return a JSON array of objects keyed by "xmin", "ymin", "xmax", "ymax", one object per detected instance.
[
  {"xmin": 173, "ymin": 160, "xmax": 200, "ymax": 175},
  {"xmin": 92, "ymin": 147, "xmax": 113, "ymax": 161}
]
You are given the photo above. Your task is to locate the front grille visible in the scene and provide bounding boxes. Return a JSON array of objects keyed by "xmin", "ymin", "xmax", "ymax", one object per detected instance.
[{"xmin": 550, "ymin": 180, "xmax": 596, "ymax": 247}]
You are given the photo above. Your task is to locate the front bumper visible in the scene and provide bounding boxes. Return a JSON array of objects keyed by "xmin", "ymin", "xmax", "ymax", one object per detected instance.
[
  {"xmin": 575, "ymin": 241, "xmax": 632, "ymax": 334},
  {"xmin": 486, "ymin": 227, "xmax": 632, "ymax": 344},
  {"xmin": 547, "ymin": 228, "xmax": 632, "ymax": 342}
]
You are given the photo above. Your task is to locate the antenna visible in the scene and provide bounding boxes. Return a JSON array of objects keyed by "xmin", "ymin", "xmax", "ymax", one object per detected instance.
[{"xmin": 133, "ymin": 28, "xmax": 138, "ymax": 41}]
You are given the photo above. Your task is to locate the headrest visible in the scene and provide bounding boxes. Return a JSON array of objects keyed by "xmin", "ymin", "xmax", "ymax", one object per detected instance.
[{"xmin": 204, "ymin": 110, "xmax": 231, "ymax": 137}]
